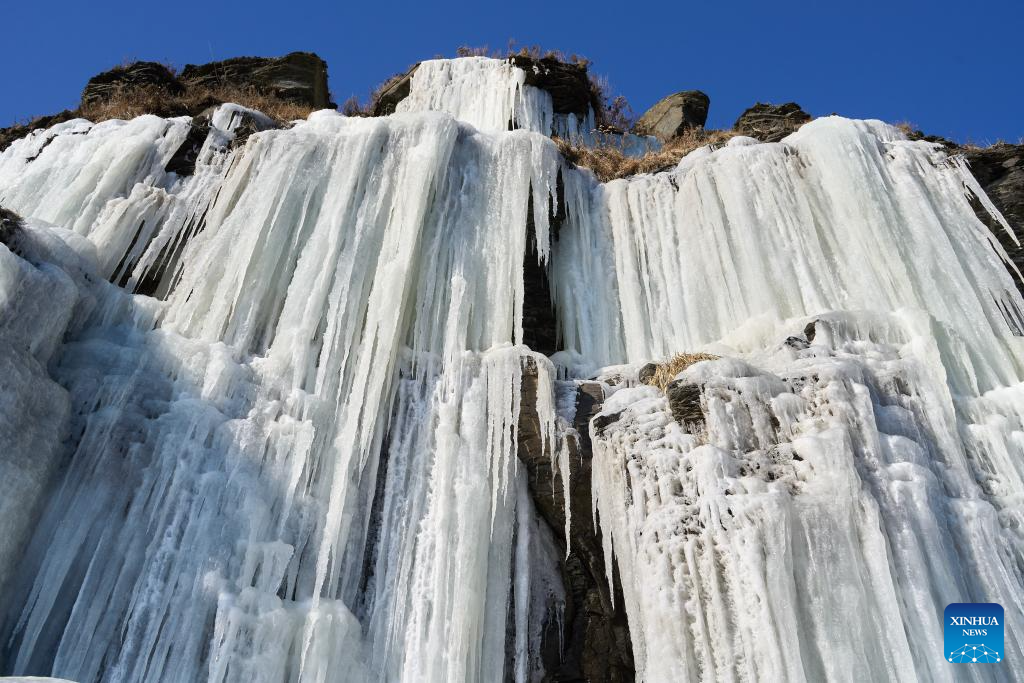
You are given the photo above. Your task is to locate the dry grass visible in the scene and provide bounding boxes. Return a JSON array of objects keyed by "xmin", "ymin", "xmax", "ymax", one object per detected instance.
[
  {"xmin": 557, "ymin": 127, "xmax": 739, "ymax": 182},
  {"xmin": 79, "ymin": 82, "xmax": 315, "ymax": 124},
  {"xmin": 893, "ymin": 120, "xmax": 918, "ymax": 138},
  {"xmin": 646, "ymin": 353, "xmax": 720, "ymax": 391}
]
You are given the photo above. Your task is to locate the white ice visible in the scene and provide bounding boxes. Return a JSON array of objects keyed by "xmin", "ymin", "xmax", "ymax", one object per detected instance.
[{"xmin": 2, "ymin": 59, "xmax": 1023, "ymax": 683}]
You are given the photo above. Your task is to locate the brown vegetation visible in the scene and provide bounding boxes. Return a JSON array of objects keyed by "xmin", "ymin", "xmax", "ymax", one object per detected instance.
[
  {"xmin": 80, "ymin": 82, "xmax": 314, "ymax": 124},
  {"xmin": 646, "ymin": 353, "xmax": 720, "ymax": 391},
  {"xmin": 556, "ymin": 127, "xmax": 739, "ymax": 182}
]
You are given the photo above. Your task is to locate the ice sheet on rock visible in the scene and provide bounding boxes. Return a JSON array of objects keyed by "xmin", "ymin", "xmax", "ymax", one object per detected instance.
[
  {"xmin": 6, "ymin": 71, "xmax": 1024, "ymax": 683},
  {"xmin": 552, "ymin": 117, "xmax": 1024, "ymax": 390},
  {"xmin": 0, "ymin": 105, "xmax": 271, "ymax": 298},
  {"xmin": 591, "ymin": 313, "xmax": 1024, "ymax": 682},
  {"xmin": 0, "ymin": 220, "xmax": 98, "ymax": 599},
  {"xmin": 0, "ymin": 108, "xmax": 567, "ymax": 682},
  {"xmin": 565, "ymin": 118, "xmax": 1024, "ymax": 682},
  {"xmin": 396, "ymin": 57, "xmax": 593, "ymax": 138}
]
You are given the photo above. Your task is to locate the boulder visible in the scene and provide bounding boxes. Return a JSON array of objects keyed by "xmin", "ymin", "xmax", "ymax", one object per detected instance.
[
  {"xmin": 81, "ymin": 61, "xmax": 184, "ymax": 106},
  {"xmin": 734, "ymin": 102, "xmax": 811, "ymax": 142},
  {"xmin": 633, "ymin": 90, "xmax": 710, "ymax": 141},
  {"xmin": 179, "ymin": 52, "xmax": 332, "ymax": 109}
]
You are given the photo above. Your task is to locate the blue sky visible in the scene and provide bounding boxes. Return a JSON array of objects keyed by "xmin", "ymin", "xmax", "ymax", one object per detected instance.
[{"xmin": 2, "ymin": 0, "xmax": 1021, "ymax": 144}]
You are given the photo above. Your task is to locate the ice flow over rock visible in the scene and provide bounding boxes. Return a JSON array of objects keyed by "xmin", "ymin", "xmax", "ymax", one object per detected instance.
[{"xmin": 0, "ymin": 56, "xmax": 1022, "ymax": 682}]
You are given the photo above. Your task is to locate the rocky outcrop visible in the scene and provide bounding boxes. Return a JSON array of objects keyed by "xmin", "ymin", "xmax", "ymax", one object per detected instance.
[
  {"xmin": 509, "ymin": 55, "xmax": 598, "ymax": 120},
  {"xmin": 179, "ymin": 52, "xmax": 333, "ymax": 110},
  {"xmin": 81, "ymin": 61, "xmax": 184, "ymax": 106},
  {"xmin": 518, "ymin": 360, "xmax": 635, "ymax": 682},
  {"xmin": 633, "ymin": 90, "xmax": 710, "ymax": 142},
  {"xmin": 1, "ymin": 52, "xmax": 332, "ymax": 153},
  {"xmin": 734, "ymin": 102, "xmax": 811, "ymax": 142},
  {"xmin": 0, "ymin": 110, "xmax": 78, "ymax": 153},
  {"xmin": 962, "ymin": 144, "xmax": 1024, "ymax": 286},
  {"xmin": 902, "ymin": 130, "xmax": 1024, "ymax": 294},
  {"xmin": 371, "ymin": 67, "xmax": 418, "ymax": 116}
]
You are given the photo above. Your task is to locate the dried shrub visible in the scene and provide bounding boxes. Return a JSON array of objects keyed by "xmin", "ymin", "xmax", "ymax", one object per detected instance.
[
  {"xmin": 556, "ymin": 127, "xmax": 739, "ymax": 182},
  {"xmin": 79, "ymin": 82, "xmax": 314, "ymax": 124},
  {"xmin": 341, "ymin": 95, "xmax": 371, "ymax": 117},
  {"xmin": 894, "ymin": 120, "xmax": 918, "ymax": 138},
  {"xmin": 646, "ymin": 353, "xmax": 720, "ymax": 391}
]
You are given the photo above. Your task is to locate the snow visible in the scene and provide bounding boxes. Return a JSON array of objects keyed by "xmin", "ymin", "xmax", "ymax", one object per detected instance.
[{"xmin": 1, "ymin": 60, "xmax": 1023, "ymax": 683}]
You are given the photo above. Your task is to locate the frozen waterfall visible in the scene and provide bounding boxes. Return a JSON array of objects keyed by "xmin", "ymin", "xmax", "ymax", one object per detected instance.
[{"xmin": 1, "ymin": 56, "xmax": 1022, "ymax": 682}]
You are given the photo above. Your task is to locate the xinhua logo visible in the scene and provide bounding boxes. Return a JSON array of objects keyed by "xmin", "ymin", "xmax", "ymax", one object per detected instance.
[{"xmin": 945, "ymin": 603, "xmax": 1004, "ymax": 664}]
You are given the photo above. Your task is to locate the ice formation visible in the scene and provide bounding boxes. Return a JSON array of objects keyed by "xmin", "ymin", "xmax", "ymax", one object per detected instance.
[
  {"xmin": 1, "ymin": 56, "xmax": 1022, "ymax": 683},
  {"xmin": 396, "ymin": 57, "xmax": 594, "ymax": 140}
]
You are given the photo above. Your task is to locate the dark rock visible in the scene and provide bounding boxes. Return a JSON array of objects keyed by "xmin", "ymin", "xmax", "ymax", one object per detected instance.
[
  {"xmin": 81, "ymin": 61, "xmax": 184, "ymax": 107},
  {"xmin": 633, "ymin": 90, "xmax": 710, "ymax": 142},
  {"xmin": 0, "ymin": 206, "xmax": 24, "ymax": 252},
  {"xmin": 734, "ymin": 102, "xmax": 811, "ymax": 142},
  {"xmin": 509, "ymin": 55, "xmax": 598, "ymax": 120},
  {"xmin": 372, "ymin": 66, "xmax": 418, "ymax": 116},
  {"xmin": 637, "ymin": 362, "xmax": 659, "ymax": 386},
  {"xmin": 180, "ymin": 52, "xmax": 332, "ymax": 109},
  {"xmin": 164, "ymin": 111, "xmax": 213, "ymax": 176},
  {"xmin": 961, "ymin": 143, "xmax": 1024, "ymax": 291},
  {"xmin": 517, "ymin": 361, "xmax": 634, "ymax": 682},
  {"xmin": 0, "ymin": 110, "xmax": 79, "ymax": 153},
  {"xmin": 521, "ymin": 172, "xmax": 568, "ymax": 356},
  {"xmin": 225, "ymin": 109, "xmax": 279, "ymax": 149},
  {"xmin": 592, "ymin": 410, "xmax": 624, "ymax": 436},
  {"xmin": 784, "ymin": 336, "xmax": 809, "ymax": 350},
  {"xmin": 665, "ymin": 380, "xmax": 704, "ymax": 426},
  {"xmin": 803, "ymin": 320, "xmax": 817, "ymax": 343},
  {"xmin": 900, "ymin": 126, "xmax": 1024, "ymax": 295}
]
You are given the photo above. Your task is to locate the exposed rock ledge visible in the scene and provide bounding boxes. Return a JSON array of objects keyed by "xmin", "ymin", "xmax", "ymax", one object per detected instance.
[{"xmin": 517, "ymin": 359, "xmax": 635, "ymax": 682}]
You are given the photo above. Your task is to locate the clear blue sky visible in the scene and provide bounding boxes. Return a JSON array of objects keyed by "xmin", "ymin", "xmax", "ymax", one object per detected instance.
[{"xmin": 2, "ymin": 0, "xmax": 1021, "ymax": 144}]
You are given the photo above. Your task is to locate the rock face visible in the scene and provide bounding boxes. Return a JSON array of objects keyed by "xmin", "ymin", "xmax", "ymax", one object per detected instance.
[
  {"xmin": 734, "ymin": 102, "xmax": 811, "ymax": 142},
  {"xmin": 179, "ymin": 52, "xmax": 332, "ymax": 109},
  {"xmin": 372, "ymin": 66, "xmax": 418, "ymax": 116},
  {"xmin": 1, "ymin": 52, "xmax": 332, "ymax": 153},
  {"xmin": 962, "ymin": 143, "xmax": 1024, "ymax": 277},
  {"xmin": 0, "ymin": 111, "xmax": 78, "ymax": 153},
  {"xmin": 903, "ymin": 131, "xmax": 1024, "ymax": 293},
  {"xmin": 0, "ymin": 206, "xmax": 23, "ymax": 250},
  {"xmin": 518, "ymin": 360, "xmax": 635, "ymax": 682},
  {"xmin": 509, "ymin": 55, "xmax": 598, "ymax": 120},
  {"xmin": 633, "ymin": 90, "xmax": 710, "ymax": 141},
  {"xmin": 81, "ymin": 61, "xmax": 184, "ymax": 106}
]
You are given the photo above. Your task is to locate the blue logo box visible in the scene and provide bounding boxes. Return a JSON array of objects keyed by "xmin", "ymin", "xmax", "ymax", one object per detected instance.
[{"xmin": 945, "ymin": 603, "xmax": 1004, "ymax": 663}]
